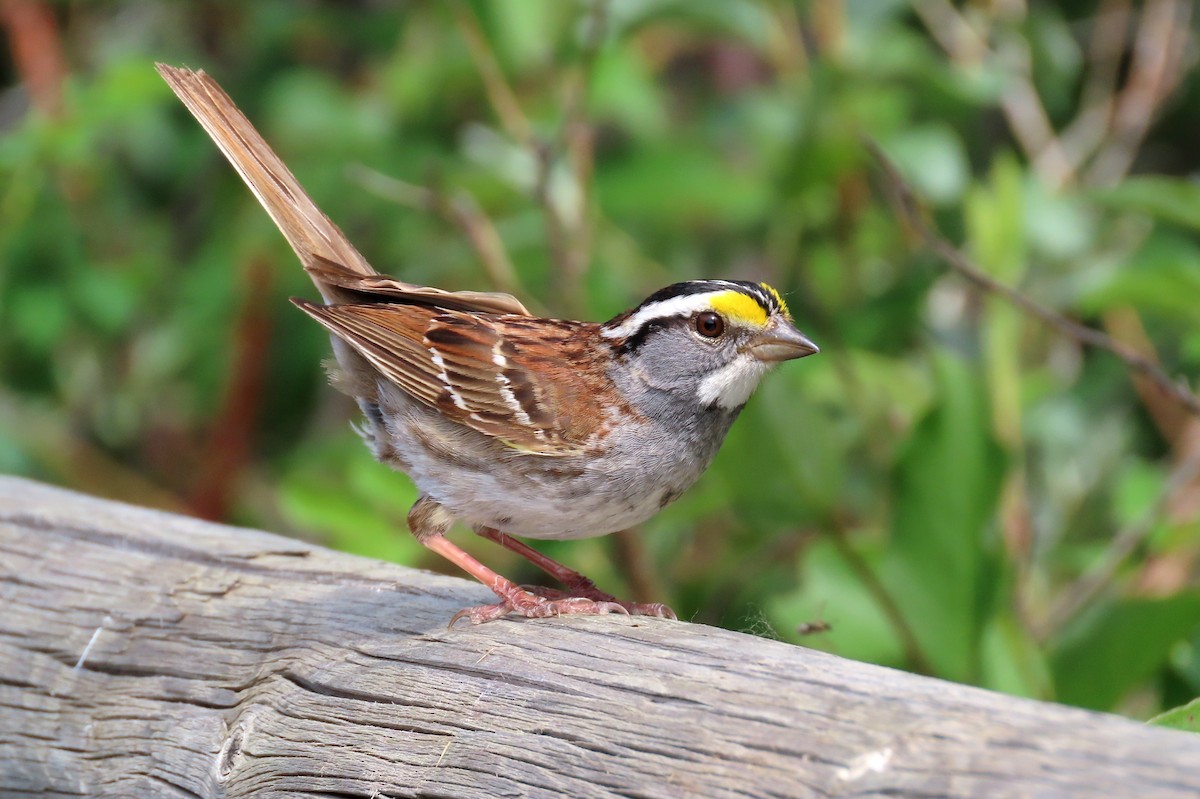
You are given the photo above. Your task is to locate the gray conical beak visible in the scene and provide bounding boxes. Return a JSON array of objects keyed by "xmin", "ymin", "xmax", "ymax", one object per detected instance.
[{"xmin": 747, "ymin": 317, "xmax": 820, "ymax": 362}]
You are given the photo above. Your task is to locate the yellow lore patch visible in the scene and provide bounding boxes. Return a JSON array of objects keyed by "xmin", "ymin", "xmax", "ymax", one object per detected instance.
[{"xmin": 709, "ymin": 291, "xmax": 769, "ymax": 327}]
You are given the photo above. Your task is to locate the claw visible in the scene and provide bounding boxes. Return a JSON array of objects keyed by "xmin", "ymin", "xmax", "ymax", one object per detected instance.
[
  {"xmin": 628, "ymin": 602, "xmax": 677, "ymax": 620},
  {"xmin": 448, "ymin": 587, "xmax": 675, "ymax": 627},
  {"xmin": 423, "ymin": 529, "xmax": 676, "ymax": 627},
  {"xmin": 519, "ymin": 585, "xmax": 676, "ymax": 619}
]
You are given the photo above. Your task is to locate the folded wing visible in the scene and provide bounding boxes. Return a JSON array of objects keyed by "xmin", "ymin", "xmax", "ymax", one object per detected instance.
[{"xmin": 294, "ymin": 300, "xmax": 605, "ymax": 455}]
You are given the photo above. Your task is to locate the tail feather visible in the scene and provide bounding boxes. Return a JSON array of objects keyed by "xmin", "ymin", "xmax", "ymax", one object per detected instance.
[
  {"xmin": 157, "ymin": 63, "xmax": 533, "ymax": 318},
  {"xmin": 156, "ymin": 63, "xmax": 375, "ymax": 299}
]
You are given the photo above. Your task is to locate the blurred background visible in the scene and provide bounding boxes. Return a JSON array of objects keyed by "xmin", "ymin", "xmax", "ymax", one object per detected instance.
[{"xmin": 2, "ymin": 0, "xmax": 1200, "ymax": 725}]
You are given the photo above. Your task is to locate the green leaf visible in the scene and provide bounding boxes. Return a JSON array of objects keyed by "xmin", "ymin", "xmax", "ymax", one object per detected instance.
[
  {"xmin": 1024, "ymin": 183, "xmax": 1095, "ymax": 259},
  {"xmin": 590, "ymin": 46, "xmax": 668, "ymax": 137},
  {"xmin": 477, "ymin": 0, "xmax": 567, "ymax": 69},
  {"xmin": 596, "ymin": 143, "xmax": 769, "ymax": 228},
  {"xmin": 879, "ymin": 355, "xmax": 1006, "ymax": 681},
  {"xmin": 277, "ymin": 435, "xmax": 422, "ymax": 565},
  {"xmin": 769, "ymin": 538, "xmax": 907, "ymax": 667},
  {"xmin": 980, "ymin": 611, "xmax": 1054, "ymax": 699},
  {"xmin": 1077, "ymin": 230, "xmax": 1200, "ymax": 320},
  {"xmin": 1149, "ymin": 697, "xmax": 1200, "ymax": 733},
  {"xmin": 1093, "ymin": 177, "xmax": 1200, "ymax": 231},
  {"xmin": 966, "ymin": 154, "xmax": 1026, "ymax": 281},
  {"xmin": 1052, "ymin": 593, "xmax": 1200, "ymax": 711},
  {"xmin": 881, "ymin": 124, "xmax": 969, "ymax": 206},
  {"xmin": 612, "ymin": 0, "xmax": 775, "ymax": 48},
  {"xmin": 734, "ymin": 363, "xmax": 847, "ymax": 521}
]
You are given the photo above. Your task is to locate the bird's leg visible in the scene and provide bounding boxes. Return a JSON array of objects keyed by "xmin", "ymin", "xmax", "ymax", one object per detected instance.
[
  {"xmin": 475, "ymin": 526, "xmax": 677, "ymax": 620},
  {"xmin": 408, "ymin": 496, "xmax": 629, "ymax": 626},
  {"xmin": 475, "ymin": 527, "xmax": 604, "ymax": 595}
]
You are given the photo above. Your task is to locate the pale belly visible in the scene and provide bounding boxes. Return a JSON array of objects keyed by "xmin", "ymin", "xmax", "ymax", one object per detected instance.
[{"xmin": 366, "ymin": 384, "xmax": 732, "ymax": 540}]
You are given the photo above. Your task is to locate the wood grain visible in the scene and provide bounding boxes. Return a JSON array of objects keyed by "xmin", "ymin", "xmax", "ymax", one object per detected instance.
[{"xmin": 1, "ymin": 475, "xmax": 1197, "ymax": 798}]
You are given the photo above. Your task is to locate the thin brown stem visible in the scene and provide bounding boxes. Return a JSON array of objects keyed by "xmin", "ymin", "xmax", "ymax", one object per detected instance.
[
  {"xmin": 451, "ymin": 0, "xmax": 533, "ymax": 146},
  {"xmin": 611, "ymin": 528, "xmax": 665, "ymax": 607},
  {"xmin": 1085, "ymin": 0, "xmax": 1192, "ymax": 186},
  {"xmin": 349, "ymin": 165, "xmax": 525, "ymax": 299},
  {"xmin": 866, "ymin": 138, "xmax": 1200, "ymax": 418},
  {"xmin": 912, "ymin": 0, "xmax": 1074, "ymax": 189},
  {"xmin": 1056, "ymin": 0, "xmax": 1131, "ymax": 176},
  {"xmin": 1037, "ymin": 450, "xmax": 1200, "ymax": 640},
  {"xmin": 827, "ymin": 529, "xmax": 936, "ymax": 676}
]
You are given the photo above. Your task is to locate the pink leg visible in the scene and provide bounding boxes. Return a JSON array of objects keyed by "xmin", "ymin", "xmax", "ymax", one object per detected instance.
[
  {"xmin": 408, "ymin": 496, "xmax": 675, "ymax": 625},
  {"xmin": 476, "ymin": 528, "xmax": 604, "ymax": 593},
  {"xmin": 476, "ymin": 527, "xmax": 677, "ymax": 620},
  {"xmin": 422, "ymin": 536, "xmax": 629, "ymax": 626}
]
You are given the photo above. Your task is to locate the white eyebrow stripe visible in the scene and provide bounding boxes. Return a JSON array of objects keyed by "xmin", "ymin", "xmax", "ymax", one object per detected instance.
[{"xmin": 601, "ymin": 291, "xmax": 728, "ymax": 339}]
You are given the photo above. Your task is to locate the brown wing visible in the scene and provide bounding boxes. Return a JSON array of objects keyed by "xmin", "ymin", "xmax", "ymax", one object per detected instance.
[
  {"xmin": 293, "ymin": 300, "xmax": 608, "ymax": 455},
  {"xmin": 157, "ymin": 65, "xmax": 531, "ymax": 317},
  {"xmin": 302, "ymin": 255, "xmax": 531, "ymax": 316}
]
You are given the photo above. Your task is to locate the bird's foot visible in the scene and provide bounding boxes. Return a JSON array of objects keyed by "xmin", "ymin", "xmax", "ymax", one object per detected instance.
[
  {"xmin": 524, "ymin": 584, "xmax": 678, "ymax": 620},
  {"xmin": 450, "ymin": 588, "xmax": 628, "ymax": 627},
  {"xmin": 449, "ymin": 584, "xmax": 676, "ymax": 626}
]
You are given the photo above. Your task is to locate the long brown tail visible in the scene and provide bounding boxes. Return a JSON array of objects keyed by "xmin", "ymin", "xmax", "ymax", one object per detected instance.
[{"xmin": 156, "ymin": 63, "xmax": 376, "ymax": 301}]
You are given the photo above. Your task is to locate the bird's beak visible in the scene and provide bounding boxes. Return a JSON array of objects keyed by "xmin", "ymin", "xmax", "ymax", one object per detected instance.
[{"xmin": 746, "ymin": 317, "xmax": 820, "ymax": 362}]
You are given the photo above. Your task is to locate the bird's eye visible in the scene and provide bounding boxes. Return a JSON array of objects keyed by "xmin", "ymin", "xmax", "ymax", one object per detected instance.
[{"xmin": 695, "ymin": 311, "xmax": 725, "ymax": 338}]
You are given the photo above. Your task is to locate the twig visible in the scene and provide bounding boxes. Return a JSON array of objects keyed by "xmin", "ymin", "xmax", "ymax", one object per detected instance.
[
  {"xmin": 349, "ymin": 165, "xmax": 523, "ymax": 298},
  {"xmin": 536, "ymin": 0, "xmax": 609, "ymax": 314},
  {"xmin": 1037, "ymin": 449, "xmax": 1200, "ymax": 639},
  {"xmin": 451, "ymin": 0, "xmax": 533, "ymax": 146},
  {"xmin": 912, "ymin": 0, "xmax": 1074, "ymax": 189},
  {"xmin": 1055, "ymin": 0, "xmax": 1132, "ymax": 179},
  {"xmin": 865, "ymin": 138, "xmax": 1200, "ymax": 418},
  {"xmin": 826, "ymin": 529, "xmax": 936, "ymax": 676},
  {"xmin": 532, "ymin": 140, "xmax": 579, "ymax": 301},
  {"xmin": 1085, "ymin": 0, "xmax": 1192, "ymax": 186},
  {"xmin": 611, "ymin": 528, "xmax": 666, "ymax": 610}
]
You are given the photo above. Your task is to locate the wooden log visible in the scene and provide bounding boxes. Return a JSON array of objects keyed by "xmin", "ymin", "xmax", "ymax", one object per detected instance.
[{"xmin": 1, "ymin": 475, "xmax": 1197, "ymax": 798}]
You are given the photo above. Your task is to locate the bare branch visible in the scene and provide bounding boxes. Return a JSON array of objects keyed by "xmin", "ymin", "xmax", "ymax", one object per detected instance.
[
  {"xmin": 451, "ymin": 0, "xmax": 534, "ymax": 146},
  {"xmin": 827, "ymin": 527, "xmax": 937, "ymax": 676},
  {"xmin": 1055, "ymin": 0, "xmax": 1132, "ymax": 177},
  {"xmin": 1085, "ymin": 0, "xmax": 1193, "ymax": 186},
  {"xmin": 1037, "ymin": 449, "xmax": 1200, "ymax": 639},
  {"xmin": 865, "ymin": 138, "xmax": 1200, "ymax": 418},
  {"xmin": 349, "ymin": 165, "xmax": 524, "ymax": 298},
  {"xmin": 912, "ymin": 0, "xmax": 1074, "ymax": 188}
]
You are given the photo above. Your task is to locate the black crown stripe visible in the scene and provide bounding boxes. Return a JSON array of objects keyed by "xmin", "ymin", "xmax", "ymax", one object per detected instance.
[{"xmin": 606, "ymin": 279, "xmax": 781, "ymax": 355}]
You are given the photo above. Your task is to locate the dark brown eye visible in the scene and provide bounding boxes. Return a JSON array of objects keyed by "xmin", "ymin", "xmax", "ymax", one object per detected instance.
[{"xmin": 695, "ymin": 311, "xmax": 725, "ymax": 338}]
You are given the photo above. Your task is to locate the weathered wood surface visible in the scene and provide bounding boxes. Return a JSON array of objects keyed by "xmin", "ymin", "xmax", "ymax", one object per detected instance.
[{"xmin": 1, "ymin": 476, "xmax": 1197, "ymax": 798}]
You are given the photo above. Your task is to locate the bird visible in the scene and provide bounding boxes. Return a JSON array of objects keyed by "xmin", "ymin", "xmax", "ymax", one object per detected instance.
[{"xmin": 157, "ymin": 64, "xmax": 819, "ymax": 625}]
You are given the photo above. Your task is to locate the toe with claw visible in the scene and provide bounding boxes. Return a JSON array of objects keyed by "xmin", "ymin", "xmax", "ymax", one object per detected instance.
[{"xmin": 450, "ymin": 587, "xmax": 632, "ymax": 627}]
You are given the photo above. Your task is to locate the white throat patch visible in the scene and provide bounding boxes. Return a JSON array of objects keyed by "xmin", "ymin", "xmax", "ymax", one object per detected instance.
[{"xmin": 697, "ymin": 355, "xmax": 772, "ymax": 410}]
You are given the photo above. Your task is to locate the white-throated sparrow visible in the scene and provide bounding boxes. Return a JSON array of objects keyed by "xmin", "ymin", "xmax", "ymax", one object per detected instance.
[{"xmin": 158, "ymin": 65, "xmax": 819, "ymax": 625}]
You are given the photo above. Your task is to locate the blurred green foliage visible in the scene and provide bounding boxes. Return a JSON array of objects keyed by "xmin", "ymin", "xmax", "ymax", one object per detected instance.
[{"xmin": 2, "ymin": 0, "xmax": 1200, "ymax": 723}]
